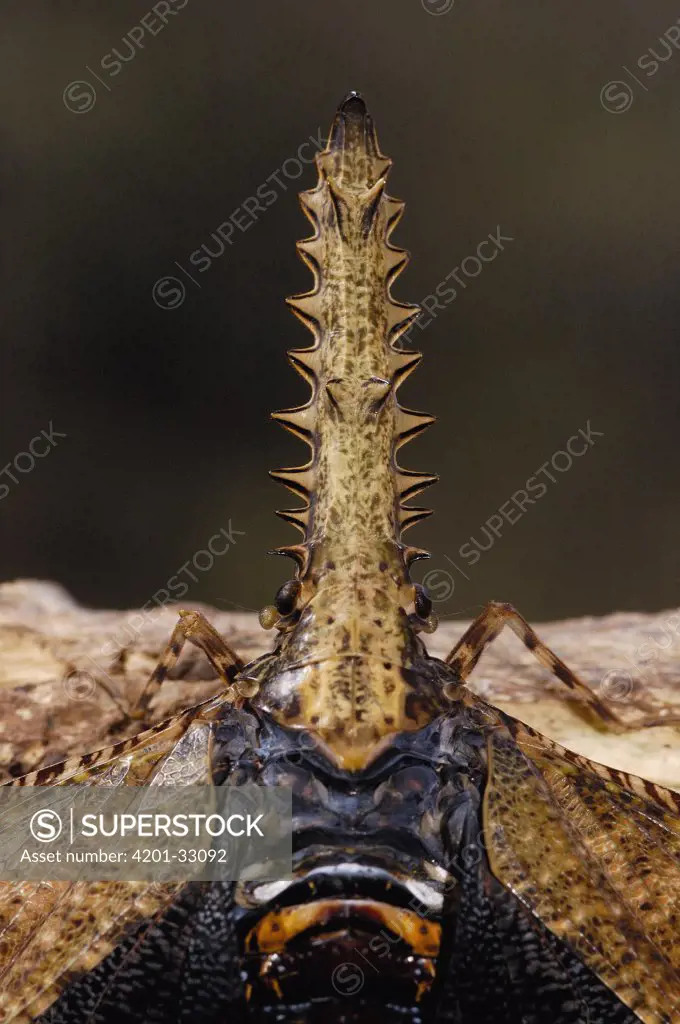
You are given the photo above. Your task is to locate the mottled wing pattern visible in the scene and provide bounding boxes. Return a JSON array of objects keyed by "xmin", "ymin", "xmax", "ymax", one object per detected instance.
[
  {"xmin": 484, "ymin": 714, "xmax": 680, "ymax": 1024},
  {"xmin": 0, "ymin": 704, "xmax": 218, "ymax": 1022},
  {"xmin": 0, "ymin": 879, "xmax": 184, "ymax": 1023}
]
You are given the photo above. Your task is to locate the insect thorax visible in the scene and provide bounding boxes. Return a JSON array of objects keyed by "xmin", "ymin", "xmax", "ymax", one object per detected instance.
[{"xmin": 211, "ymin": 703, "xmax": 490, "ymax": 1019}]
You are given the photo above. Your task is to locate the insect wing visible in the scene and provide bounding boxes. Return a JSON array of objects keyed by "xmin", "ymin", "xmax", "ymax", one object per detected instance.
[
  {"xmin": 0, "ymin": 712, "xmax": 215, "ymax": 1021},
  {"xmin": 5, "ymin": 706, "xmax": 211, "ymax": 789},
  {"xmin": 0, "ymin": 879, "xmax": 184, "ymax": 1022},
  {"xmin": 484, "ymin": 717, "xmax": 680, "ymax": 1023}
]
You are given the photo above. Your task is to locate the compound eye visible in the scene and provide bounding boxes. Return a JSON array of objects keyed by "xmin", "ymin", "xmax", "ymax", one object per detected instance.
[
  {"xmin": 414, "ymin": 583, "xmax": 433, "ymax": 620},
  {"xmin": 275, "ymin": 579, "xmax": 302, "ymax": 616}
]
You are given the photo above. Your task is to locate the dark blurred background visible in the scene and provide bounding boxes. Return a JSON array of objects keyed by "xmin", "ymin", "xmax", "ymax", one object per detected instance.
[{"xmin": 2, "ymin": 0, "xmax": 680, "ymax": 623}]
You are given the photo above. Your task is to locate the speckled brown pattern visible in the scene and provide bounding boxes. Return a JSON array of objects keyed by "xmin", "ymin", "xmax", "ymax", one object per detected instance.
[
  {"xmin": 0, "ymin": 880, "xmax": 184, "ymax": 1023},
  {"xmin": 485, "ymin": 720, "xmax": 680, "ymax": 1022},
  {"xmin": 254, "ymin": 93, "xmax": 443, "ymax": 770}
]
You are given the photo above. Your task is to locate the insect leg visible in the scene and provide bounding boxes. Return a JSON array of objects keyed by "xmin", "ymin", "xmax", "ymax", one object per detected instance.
[
  {"xmin": 132, "ymin": 610, "xmax": 244, "ymax": 719},
  {"xmin": 445, "ymin": 601, "xmax": 627, "ymax": 728}
]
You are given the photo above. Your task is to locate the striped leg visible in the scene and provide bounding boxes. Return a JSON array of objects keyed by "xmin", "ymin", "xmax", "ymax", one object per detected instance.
[
  {"xmin": 8, "ymin": 613, "xmax": 243, "ymax": 777},
  {"xmin": 445, "ymin": 601, "xmax": 680, "ymax": 730},
  {"xmin": 132, "ymin": 610, "xmax": 244, "ymax": 719}
]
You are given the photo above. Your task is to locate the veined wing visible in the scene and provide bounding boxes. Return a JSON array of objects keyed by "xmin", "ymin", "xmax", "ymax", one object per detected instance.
[
  {"xmin": 484, "ymin": 710, "xmax": 680, "ymax": 1024},
  {"xmin": 0, "ymin": 701, "xmax": 219, "ymax": 1021},
  {"xmin": 4, "ymin": 698, "xmax": 219, "ymax": 788},
  {"xmin": 0, "ymin": 879, "xmax": 185, "ymax": 1023}
]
